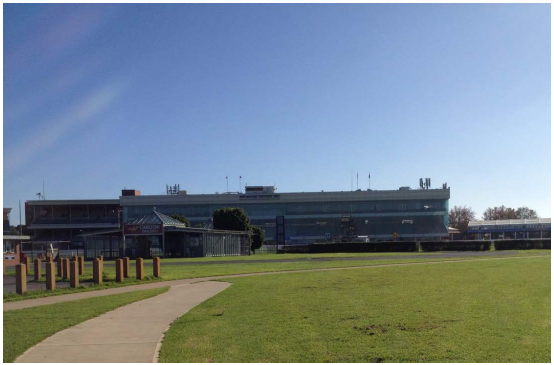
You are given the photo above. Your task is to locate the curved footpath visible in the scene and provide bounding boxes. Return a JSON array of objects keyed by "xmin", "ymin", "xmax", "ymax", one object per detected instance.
[
  {"xmin": 9, "ymin": 254, "xmax": 548, "ymax": 363},
  {"xmin": 15, "ymin": 281, "xmax": 231, "ymax": 363}
]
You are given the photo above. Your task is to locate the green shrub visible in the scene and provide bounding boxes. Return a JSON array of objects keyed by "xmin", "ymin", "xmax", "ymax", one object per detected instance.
[
  {"xmin": 282, "ymin": 241, "xmax": 418, "ymax": 254},
  {"xmin": 419, "ymin": 240, "xmax": 491, "ymax": 252},
  {"xmin": 494, "ymin": 239, "xmax": 551, "ymax": 250}
]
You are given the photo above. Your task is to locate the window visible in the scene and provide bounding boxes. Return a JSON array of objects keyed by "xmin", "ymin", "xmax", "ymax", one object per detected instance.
[{"xmin": 3, "ymin": 240, "xmax": 14, "ymax": 253}]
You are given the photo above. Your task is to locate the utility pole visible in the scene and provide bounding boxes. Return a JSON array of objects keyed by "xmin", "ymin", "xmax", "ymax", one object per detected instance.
[
  {"xmin": 19, "ymin": 200, "xmax": 22, "ymax": 236},
  {"xmin": 368, "ymin": 172, "xmax": 371, "ymax": 190},
  {"xmin": 239, "ymin": 176, "xmax": 242, "ymax": 193},
  {"xmin": 226, "ymin": 176, "xmax": 229, "ymax": 193}
]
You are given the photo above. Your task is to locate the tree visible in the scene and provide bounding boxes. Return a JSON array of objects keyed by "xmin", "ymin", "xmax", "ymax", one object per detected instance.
[
  {"xmin": 448, "ymin": 206, "xmax": 475, "ymax": 233},
  {"xmin": 515, "ymin": 207, "xmax": 539, "ymax": 219},
  {"xmin": 482, "ymin": 205, "xmax": 517, "ymax": 220},
  {"xmin": 212, "ymin": 207, "xmax": 251, "ymax": 232},
  {"xmin": 251, "ymin": 226, "xmax": 265, "ymax": 252},
  {"xmin": 170, "ymin": 214, "xmax": 190, "ymax": 227}
]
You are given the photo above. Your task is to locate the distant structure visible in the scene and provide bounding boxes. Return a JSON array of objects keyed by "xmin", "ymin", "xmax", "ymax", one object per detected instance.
[
  {"xmin": 3, "ymin": 208, "xmax": 30, "ymax": 267},
  {"xmin": 467, "ymin": 218, "xmax": 551, "ymax": 240},
  {"xmin": 25, "ymin": 178, "xmax": 451, "ymax": 250}
]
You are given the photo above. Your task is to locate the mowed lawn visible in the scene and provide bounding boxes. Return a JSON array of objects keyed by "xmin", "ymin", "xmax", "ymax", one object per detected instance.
[
  {"xmin": 4, "ymin": 250, "xmax": 549, "ymax": 302},
  {"xmin": 3, "ymin": 287, "xmax": 169, "ymax": 363},
  {"xmin": 159, "ymin": 256, "xmax": 551, "ymax": 362}
]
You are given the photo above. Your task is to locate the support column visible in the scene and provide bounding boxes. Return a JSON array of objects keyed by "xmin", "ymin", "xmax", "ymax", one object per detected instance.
[
  {"xmin": 34, "ymin": 258, "xmax": 41, "ymax": 281},
  {"xmin": 16, "ymin": 264, "xmax": 26, "ymax": 294},
  {"xmin": 46, "ymin": 262, "xmax": 55, "ymax": 291}
]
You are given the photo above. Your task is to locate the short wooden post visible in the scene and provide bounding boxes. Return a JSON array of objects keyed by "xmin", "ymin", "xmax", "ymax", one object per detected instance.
[
  {"xmin": 46, "ymin": 255, "xmax": 53, "ymax": 263},
  {"xmin": 57, "ymin": 259, "xmax": 62, "ymax": 277},
  {"xmin": 115, "ymin": 258, "xmax": 124, "ymax": 282},
  {"xmin": 16, "ymin": 264, "xmax": 26, "ymax": 294},
  {"xmin": 123, "ymin": 257, "xmax": 130, "ymax": 278},
  {"xmin": 70, "ymin": 261, "xmax": 79, "ymax": 288},
  {"xmin": 93, "ymin": 259, "xmax": 102, "ymax": 285},
  {"xmin": 78, "ymin": 256, "xmax": 84, "ymax": 275},
  {"xmin": 136, "ymin": 258, "xmax": 144, "ymax": 280},
  {"xmin": 97, "ymin": 255, "xmax": 104, "ymax": 274},
  {"xmin": 153, "ymin": 257, "xmax": 161, "ymax": 278},
  {"xmin": 46, "ymin": 262, "xmax": 55, "ymax": 291},
  {"xmin": 34, "ymin": 258, "xmax": 42, "ymax": 281},
  {"xmin": 25, "ymin": 256, "xmax": 30, "ymax": 275},
  {"xmin": 63, "ymin": 258, "xmax": 70, "ymax": 280}
]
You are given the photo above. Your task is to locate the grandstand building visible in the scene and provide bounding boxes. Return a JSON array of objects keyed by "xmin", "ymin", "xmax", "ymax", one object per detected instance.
[{"xmin": 26, "ymin": 183, "xmax": 451, "ymax": 246}]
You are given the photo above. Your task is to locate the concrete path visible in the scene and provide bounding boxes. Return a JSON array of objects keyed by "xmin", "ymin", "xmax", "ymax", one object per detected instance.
[
  {"xmin": 15, "ymin": 281, "xmax": 231, "ymax": 363},
  {"xmin": 4, "ymin": 254, "xmax": 548, "ymax": 312}
]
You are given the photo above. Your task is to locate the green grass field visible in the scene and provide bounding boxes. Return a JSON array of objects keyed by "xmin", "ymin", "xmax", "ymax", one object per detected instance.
[
  {"xmin": 4, "ymin": 250, "xmax": 549, "ymax": 302},
  {"xmin": 159, "ymin": 256, "xmax": 551, "ymax": 362},
  {"xmin": 3, "ymin": 286, "xmax": 168, "ymax": 363}
]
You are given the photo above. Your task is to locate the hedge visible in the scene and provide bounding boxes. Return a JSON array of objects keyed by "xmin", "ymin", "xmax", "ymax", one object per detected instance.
[
  {"xmin": 419, "ymin": 240, "xmax": 491, "ymax": 252},
  {"xmin": 280, "ymin": 241, "xmax": 419, "ymax": 254},
  {"xmin": 494, "ymin": 239, "xmax": 551, "ymax": 250}
]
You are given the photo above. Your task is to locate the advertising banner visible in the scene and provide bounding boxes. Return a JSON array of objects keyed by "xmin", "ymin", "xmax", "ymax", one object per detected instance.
[{"xmin": 123, "ymin": 224, "xmax": 163, "ymax": 235}]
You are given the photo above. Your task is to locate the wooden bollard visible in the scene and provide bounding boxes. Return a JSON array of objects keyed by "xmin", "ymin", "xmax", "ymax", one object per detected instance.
[
  {"xmin": 46, "ymin": 255, "xmax": 53, "ymax": 263},
  {"xmin": 97, "ymin": 255, "xmax": 104, "ymax": 274},
  {"xmin": 16, "ymin": 264, "xmax": 26, "ymax": 294},
  {"xmin": 115, "ymin": 258, "xmax": 124, "ymax": 282},
  {"xmin": 25, "ymin": 256, "xmax": 30, "ymax": 275},
  {"xmin": 136, "ymin": 258, "xmax": 144, "ymax": 280},
  {"xmin": 153, "ymin": 257, "xmax": 161, "ymax": 278},
  {"xmin": 93, "ymin": 259, "xmax": 102, "ymax": 285},
  {"xmin": 46, "ymin": 262, "xmax": 55, "ymax": 291},
  {"xmin": 57, "ymin": 259, "xmax": 62, "ymax": 277},
  {"xmin": 34, "ymin": 258, "xmax": 42, "ymax": 281},
  {"xmin": 78, "ymin": 256, "xmax": 84, "ymax": 275},
  {"xmin": 123, "ymin": 257, "xmax": 130, "ymax": 278},
  {"xmin": 70, "ymin": 261, "xmax": 79, "ymax": 288},
  {"xmin": 63, "ymin": 258, "xmax": 70, "ymax": 280}
]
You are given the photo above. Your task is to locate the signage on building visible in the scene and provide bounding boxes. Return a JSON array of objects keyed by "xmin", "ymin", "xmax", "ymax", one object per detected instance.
[{"xmin": 124, "ymin": 224, "xmax": 163, "ymax": 235}]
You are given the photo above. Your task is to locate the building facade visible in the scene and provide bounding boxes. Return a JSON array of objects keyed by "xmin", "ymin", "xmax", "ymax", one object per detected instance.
[
  {"xmin": 467, "ymin": 218, "xmax": 551, "ymax": 239},
  {"xmin": 26, "ymin": 184, "xmax": 450, "ymax": 245}
]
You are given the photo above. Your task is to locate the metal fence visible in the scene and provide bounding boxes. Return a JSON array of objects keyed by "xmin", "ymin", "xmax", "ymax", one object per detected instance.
[{"xmin": 21, "ymin": 241, "xmax": 84, "ymax": 260}]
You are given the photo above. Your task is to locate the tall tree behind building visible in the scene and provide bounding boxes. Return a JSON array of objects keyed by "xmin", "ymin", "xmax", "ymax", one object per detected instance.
[
  {"xmin": 449, "ymin": 206, "xmax": 476, "ymax": 233},
  {"xmin": 482, "ymin": 205, "xmax": 538, "ymax": 220},
  {"xmin": 515, "ymin": 206, "xmax": 539, "ymax": 219}
]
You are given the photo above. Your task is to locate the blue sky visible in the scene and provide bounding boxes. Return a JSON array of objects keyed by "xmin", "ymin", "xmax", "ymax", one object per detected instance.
[{"xmin": 3, "ymin": 4, "xmax": 551, "ymax": 222}]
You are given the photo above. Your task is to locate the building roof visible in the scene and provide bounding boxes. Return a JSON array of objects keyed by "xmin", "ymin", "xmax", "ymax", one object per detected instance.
[
  {"xmin": 124, "ymin": 209, "xmax": 189, "ymax": 227},
  {"xmin": 448, "ymin": 227, "xmax": 461, "ymax": 234},
  {"xmin": 120, "ymin": 188, "xmax": 450, "ymax": 206},
  {"xmin": 468, "ymin": 218, "xmax": 551, "ymax": 227}
]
